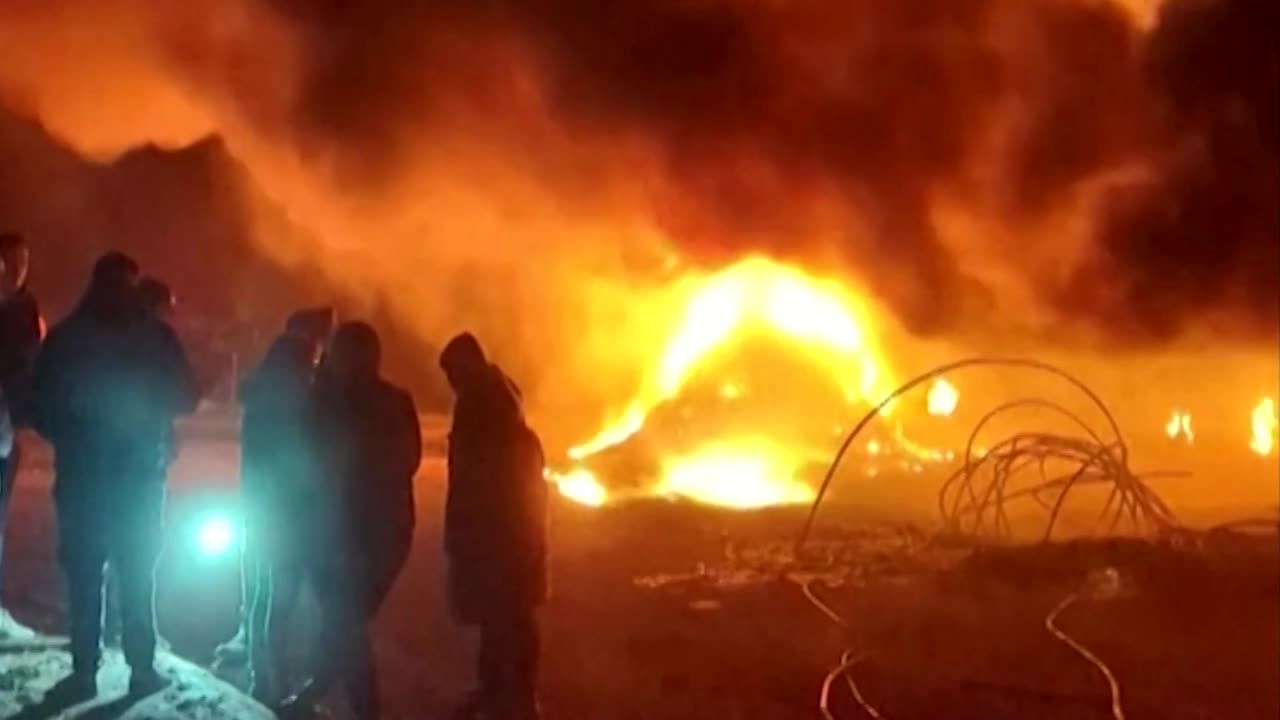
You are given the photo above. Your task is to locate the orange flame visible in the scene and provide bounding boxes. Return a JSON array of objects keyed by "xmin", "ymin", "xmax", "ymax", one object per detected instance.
[
  {"xmin": 1164, "ymin": 409, "xmax": 1194, "ymax": 443},
  {"xmin": 927, "ymin": 378, "xmax": 958, "ymax": 417},
  {"xmin": 548, "ymin": 468, "xmax": 608, "ymax": 507},
  {"xmin": 658, "ymin": 442, "xmax": 814, "ymax": 509},
  {"xmin": 1249, "ymin": 398, "xmax": 1276, "ymax": 456}
]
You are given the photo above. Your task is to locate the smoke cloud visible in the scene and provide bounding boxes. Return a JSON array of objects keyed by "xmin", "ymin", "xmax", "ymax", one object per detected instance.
[{"xmin": 0, "ymin": 0, "xmax": 1275, "ymax": 425}]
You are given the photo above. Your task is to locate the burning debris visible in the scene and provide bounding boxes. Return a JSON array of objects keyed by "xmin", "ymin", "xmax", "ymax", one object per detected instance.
[
  {"xmin": 926, "ymin": 379, "xmax": 958, "ymax": 418},
  {"xmin": 553, "ymin": 256, "xmax": 898, "ymax": 509},
  {"xmin": 1164, "ymin": 410, "xmax": 1194, "ymax": 443},
  {"xmin": 550, "ymin": 256, "xmax": 1276, "ymax": 519}
]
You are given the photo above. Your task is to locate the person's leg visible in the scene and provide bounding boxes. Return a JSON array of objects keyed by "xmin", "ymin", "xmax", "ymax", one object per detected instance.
[
  {"xmin": 477, "ymin": 617, "xmax": 505, "ymax": 713},
  {"xmin": 114, "ymin": 485, "xmax": 164, "ymax": 686},
  {"xmin": 481, "ymin": 610, "xmax": 541, "ymax": 720},
  {"xmin": 343, "ymin": 624, "xmax": 379, "ymax": 720},
  {"xmin": 248, "ymin": 553, "xmax": 276, "ymax": 699},
  {"xmin": 506, "ymin": 611, "xmax": 541, "ymax": 719},
  {"xmin": 0, "ymin": 447, "xmax": 33, "ymax": 638},
  {"xmin": 266, "ymin": 557, "xmax": 303, "ymax": 698},
  {"xmin": 278, "ymin": 565, "xmax": 365, "ymax": 717},
  {"xmin": 60, "ymin": 542, "xmax": 107, "ymax": 679},
  {"xmin": 0, "ymin": 445, "xmax": 18, "ymax": 595},
  {"xmin": 114, "ymin": 548, "xmax": 159, "ymax": 676}
]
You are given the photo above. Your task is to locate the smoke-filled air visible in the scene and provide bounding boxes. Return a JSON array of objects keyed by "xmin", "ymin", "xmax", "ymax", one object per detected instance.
[{"xmin": 0, "ymin": 0, "xmax": 1275, "ymax": 506}]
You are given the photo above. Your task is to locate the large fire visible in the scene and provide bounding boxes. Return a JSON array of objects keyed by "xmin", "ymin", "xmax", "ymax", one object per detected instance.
[{"xmin": 556, "ymin": 256, "xmax": 896, "ymax": 509}]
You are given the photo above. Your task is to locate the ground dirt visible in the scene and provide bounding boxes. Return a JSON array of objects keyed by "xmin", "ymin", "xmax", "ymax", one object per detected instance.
[{"xmin": 2, "ymin": 418, "xmax": 1276, "ymax": 719}]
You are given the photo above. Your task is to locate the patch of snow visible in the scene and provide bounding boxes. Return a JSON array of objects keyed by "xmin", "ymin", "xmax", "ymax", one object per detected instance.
[{"xmin": 0, "ymin": 637, "xmax": 273, "ymax": 719}]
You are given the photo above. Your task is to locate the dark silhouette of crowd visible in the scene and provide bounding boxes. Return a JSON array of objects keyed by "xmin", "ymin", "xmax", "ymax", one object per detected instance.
[{"xmin": 0, "ymin": 237, "xmax": 549, "ymax": 720}]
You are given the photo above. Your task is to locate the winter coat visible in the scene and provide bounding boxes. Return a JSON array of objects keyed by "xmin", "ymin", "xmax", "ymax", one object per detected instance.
[
  {"xmin": 310, "ymin": 373, "xmax": 421, "ymax": 612},
  {"xmin": 240, "ymin": 333, "xmax": 318, "ymax": 506},
  {"xmin": 445, "ymin": 363, "xmax": 548, "ymax": 623},
  {"xmin": 33, "ymin": 296, "xmax": 194, "ymax": 497}
]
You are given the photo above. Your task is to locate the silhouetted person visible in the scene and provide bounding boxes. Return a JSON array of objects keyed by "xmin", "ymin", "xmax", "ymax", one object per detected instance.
[
  {"xmin": 442, "ymin": 333, "xmax": 547, "ymax": 720},
  {"xmin": 0, "ymin": 232, "xmax": 42, "ymax": 638},
  {"xmin": 105, "ymin": 276, "xmax": 195, "ymax": 648},
  {"xmin": 226, "ymin": 307, "xmax": 334, "ymax": 702},
  {"xmin": 32, "ymin": 252, "xmax": 195, "ymax": 701},
  {"xmin": 278, "ymin": 321, "xmax": 420, "ymax": 720}
]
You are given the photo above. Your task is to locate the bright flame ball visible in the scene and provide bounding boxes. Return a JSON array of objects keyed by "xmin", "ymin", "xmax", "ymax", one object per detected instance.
[{"xmin": 195, "ymin": 514, "xmax": 236, "ymax": 557}]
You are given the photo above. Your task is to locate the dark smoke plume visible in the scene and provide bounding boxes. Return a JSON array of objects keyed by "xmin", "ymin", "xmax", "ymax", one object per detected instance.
[{"xmin": 0, "ymin": 0, "xmax": 1275, "ymax": 349}]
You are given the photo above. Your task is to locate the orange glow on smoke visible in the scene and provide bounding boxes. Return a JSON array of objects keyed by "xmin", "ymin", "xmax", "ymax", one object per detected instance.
[{"xmin": 1249, "ymin": 398, "xmax": 1277, "ymax": 456}]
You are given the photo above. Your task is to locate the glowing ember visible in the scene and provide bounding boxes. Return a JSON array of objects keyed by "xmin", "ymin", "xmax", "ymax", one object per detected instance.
[
  {"xmin": 719, "ymin": 382, "xmax": 745, "ymax": 400},
  {"xmin": 570, "ymin": 257, "xmax": 893, "ymax": 462},
  {"xmin": 1164, "ymin": 410, "xmax": 1194, "ymax": 443},
  {"xmin": 549, "ymin": 469, "xmax": 608, "ymax": 507},
  {"xmin": 658, "ymin": 444, "xmax": 813, "ymax": 509},
  {"xmin": 1249, "ymin": 398, "xmax": 1277, "ymax": 456},
  {"xmin": 927, "ymin": 378, "xmax": 959, "ymax": 417}
]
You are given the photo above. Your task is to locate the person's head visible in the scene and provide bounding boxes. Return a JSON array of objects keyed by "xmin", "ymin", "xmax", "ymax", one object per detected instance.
[
  {"xmin": 137, "ymin": 277, "xmax": 175, "ymax": 320},
  {"xmin": 84, "ymin": 251, "xmax": 141, "ymax": 316},
  {"xmin": 327, "ymin": 321, "xmax": 381, "ymax": 382},
  {"xmin": 92, "ymin": 251, "xmax": 141, "ymax": 288},
  {"xmin": 0, "ymin": 233, "xmax": 29, "ymax": 296},
  {"xmin": 439, "ymin": 332, "xmax": 487, "ymax": 393},
  {"xmin": 286, "ymin": 306, "xmax": 336, "ymax": 365}
]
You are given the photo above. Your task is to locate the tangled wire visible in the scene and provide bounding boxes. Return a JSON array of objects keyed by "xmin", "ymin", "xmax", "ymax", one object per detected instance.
[
  {"xmin": 794, "ymin": 357, "xmax": 1186, "ymax": 720},
  {"xmin": 798, "ymin": 356, "xmax": 1187, "ymax": 553},
  {"xmin": 937, "ymin": 400, "xmax": 1183, "ymax": 543}
]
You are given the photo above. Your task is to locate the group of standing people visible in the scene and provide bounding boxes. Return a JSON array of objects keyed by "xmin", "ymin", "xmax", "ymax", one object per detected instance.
[{"xmin": 0, "ymin": 236, "xmax": 550, "ymax": 720}]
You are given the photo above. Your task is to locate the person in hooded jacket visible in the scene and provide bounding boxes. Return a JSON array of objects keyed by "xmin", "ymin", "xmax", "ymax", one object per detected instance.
[
  {"xmin": 277, "ymin": 321, "xmax": 420, "ymax": 720},
  {"xmin": 222, "ymin": 307, "xmax": 334, "ymax": 702},
  {"xmin": 32, "ymin": 252, "xmax": 194, "ymax": 701},
  {"xmin": 441, "ymin": 332, "xmax": 547, "ymax": 720}
]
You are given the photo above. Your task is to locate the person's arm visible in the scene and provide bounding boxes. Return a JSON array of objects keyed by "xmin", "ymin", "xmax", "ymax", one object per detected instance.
[
  {"xmin": 29, "ymin": 328, "xmax": 69, "ymax": 441},
  {"xmin": 162, "ymin": 325, "xmax": 199, "ymax": 416},
  {"xmin": 19, "ymin": 292, "xmax": 42, "ymax": 367},
  {"xmin": 0, "ymin": 388, "xmax": 13, "ymax": 459}
]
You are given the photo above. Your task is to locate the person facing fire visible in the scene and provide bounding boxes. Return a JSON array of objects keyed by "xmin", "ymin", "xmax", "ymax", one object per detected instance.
[
  {"xmin": 0, "ymin": 231, "xmax": 42, "ymax": 639},
  {"xmin": 32, "ymin": 252, "xmax": 196, "ymax": 701},
  {"xmin": 277, "ymin": 321, "xmax": 420, "ymax": 720},
  {"xmin": 223, "ymin": 306, "xmax": 335, "ymax": 703},
  {"xmin": 441, "ymin": 332, "xmax": 548, "ymax": 720}
]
